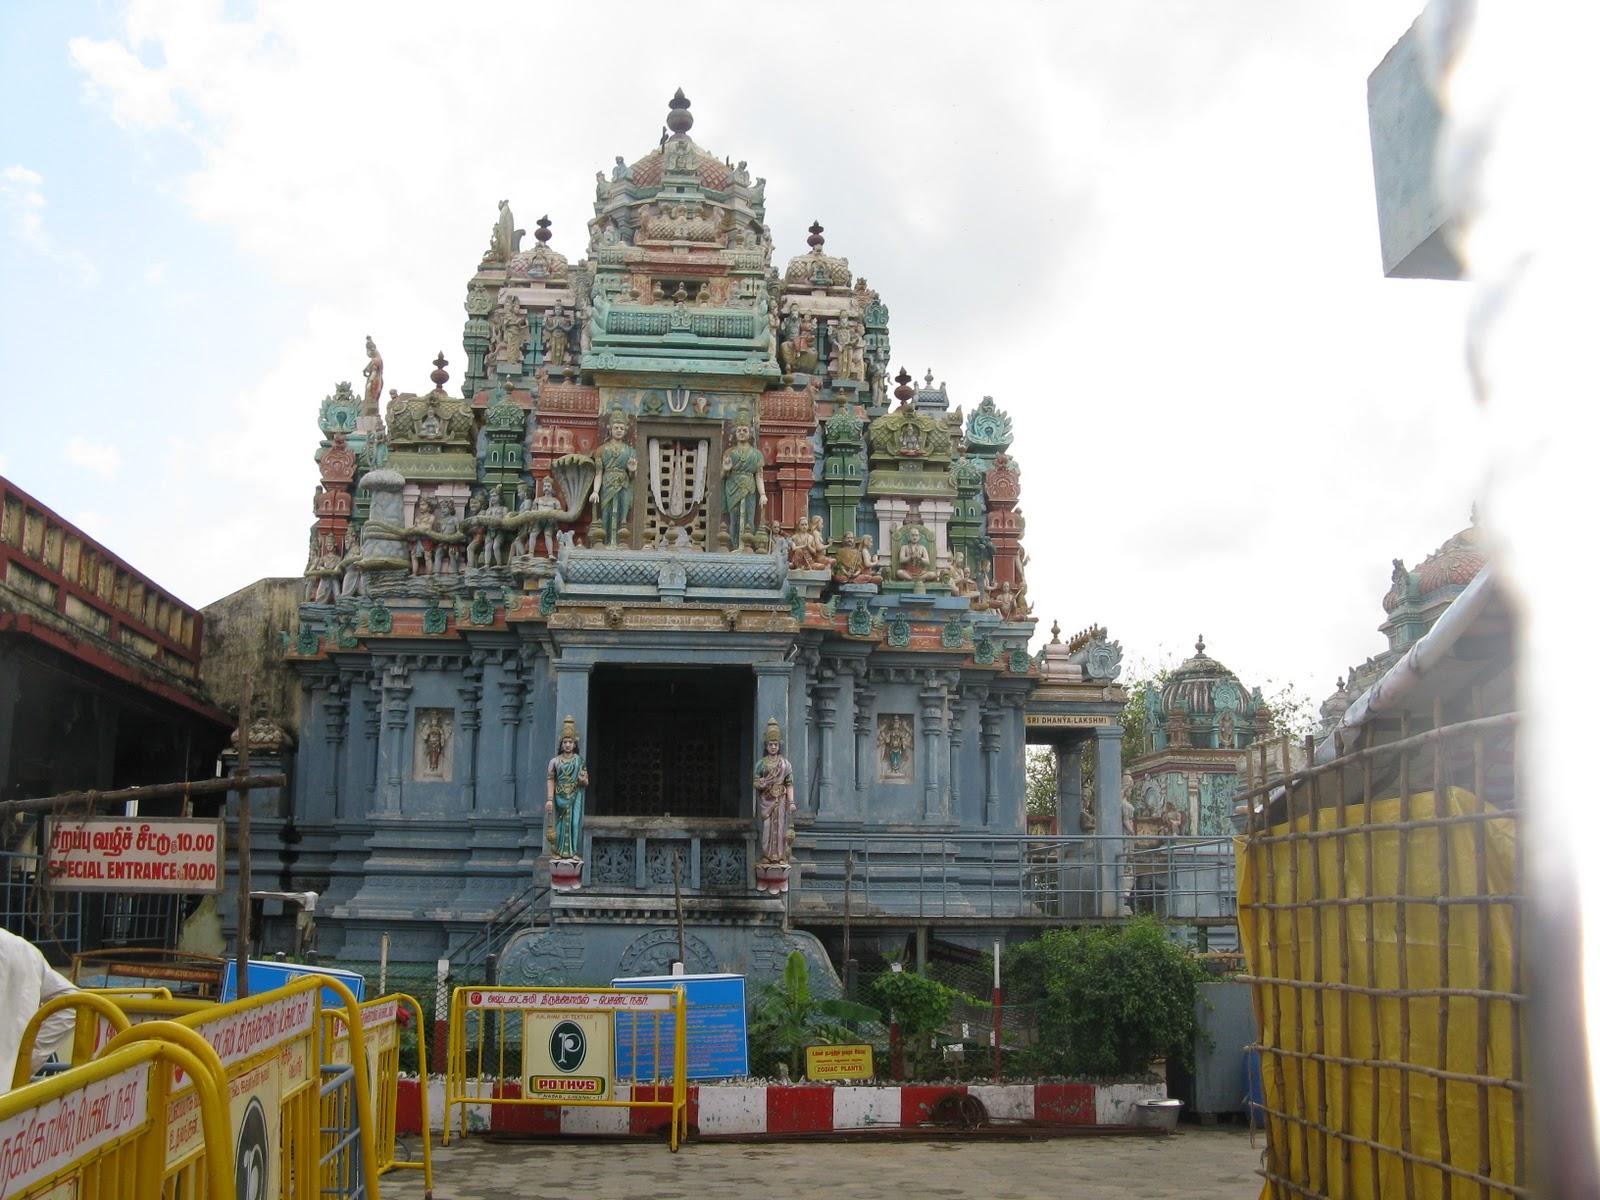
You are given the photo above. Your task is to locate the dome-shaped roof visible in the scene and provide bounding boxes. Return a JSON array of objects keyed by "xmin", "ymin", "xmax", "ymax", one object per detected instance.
[
  {"xmin": 625, "ymin": 139, "xmax": 733, "ymax": 192},
  {"xmin": 784, "ymin": 220, "xmax": 852, "ymax": 287},
  {"xmin": 1416, "ymin": 523, "xmax": 1486, "ymax": 597},
  {"xmin": 1382, "ymin": 521, "xmax": 1487, "ymax": 613},
  {"xmin": 1161, "ymin": 636, "xmax": 1250, "ymax": 717}
]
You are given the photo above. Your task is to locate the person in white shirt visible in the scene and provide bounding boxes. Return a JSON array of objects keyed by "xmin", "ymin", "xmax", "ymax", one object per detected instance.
[{"xmin": 0, "ymin": 927, "xmax": 78, "ymax": 1090}]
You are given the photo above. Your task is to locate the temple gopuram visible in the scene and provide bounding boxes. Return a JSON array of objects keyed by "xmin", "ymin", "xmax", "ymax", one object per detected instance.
[{"xmin": 253, "ymin": 92, "xmax": 1127, "ymax": 985}]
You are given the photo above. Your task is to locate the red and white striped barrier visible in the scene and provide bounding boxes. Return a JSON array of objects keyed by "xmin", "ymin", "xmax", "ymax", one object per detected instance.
[{"xmin": 397, "ymin": 1079, "xmax": 1165, "ymax": 1138}]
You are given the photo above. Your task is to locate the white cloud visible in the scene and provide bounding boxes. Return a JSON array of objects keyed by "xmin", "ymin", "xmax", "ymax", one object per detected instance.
[
  {"xmin": 0, "ymin": 165, "xmax": 98, "ymax": 285},
  {"xmin": 63, "ymin": 436, "xmax": 123, "ymax": 480},
  {"xmin": 67, "ymin": 35, "xmax": 178, "ymax": 130},
  {"xmin": 55, "ymin": 3, "xmax": 1486, "ymax": 702}
]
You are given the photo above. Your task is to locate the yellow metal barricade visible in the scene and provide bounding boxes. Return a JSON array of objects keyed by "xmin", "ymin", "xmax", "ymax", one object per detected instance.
[
  {"xmin": 0, "ymin": 1034, "xmax": 232, "ymax": 1199},
  {"xmin": 324, "ymin": 993, "xmax": 433, "ymax": 1197},
  {"xmin": 154, "ymin": 974, "xmax": 378, "ymax": 1200},
  {"xmin": 10, "ymin": 991, "xmax": 134, "ymax": 1086},
  {"xmin": 443, "ymin": 985, "xmax": 688, "ymax": 1151}
]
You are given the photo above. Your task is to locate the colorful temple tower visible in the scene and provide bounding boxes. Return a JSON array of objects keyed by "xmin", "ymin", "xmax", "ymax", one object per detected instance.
[{"xmin": 260, "ymin": 93, "xmax": 1122, "ymax": 983}]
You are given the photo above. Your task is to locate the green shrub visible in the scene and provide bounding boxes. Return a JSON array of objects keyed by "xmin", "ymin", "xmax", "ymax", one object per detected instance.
[
  {"xmin": 1004, "ymin": 918, "xmax": 1207, "ymax": 1077},
  {"xmin": 869, "ymin": 967, "xmax": 977, "ymax": 1079},
  {"xmin": 748, "ymin": 951, "xmax": 880, "ymax": 1078}
]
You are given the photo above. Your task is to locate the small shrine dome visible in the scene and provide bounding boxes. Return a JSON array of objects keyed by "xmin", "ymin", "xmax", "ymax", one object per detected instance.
[
  {"xmin": 784, "ymin": 220, "xmax": 852, "ymax": 287},
  {"xmin": 621, "ymin": 89, "xmax": 736, "ymax": 191},
  {"xmin": 1161, "ymin": 636, "xmax": 1252, "ymax": 717}
]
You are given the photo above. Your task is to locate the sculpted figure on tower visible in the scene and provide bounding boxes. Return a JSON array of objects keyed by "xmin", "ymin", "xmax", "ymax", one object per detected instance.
[
  {"xmin": 721, "ymin": 409, "xmax": 767, "ymax": 551},
  {"xmin": 591, "ymin": 410, "xmax": 637, "ymax": 548}
]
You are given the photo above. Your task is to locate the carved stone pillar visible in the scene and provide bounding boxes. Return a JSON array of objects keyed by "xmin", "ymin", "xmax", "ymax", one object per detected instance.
[
  {"xmin": 812, "ymin": 675, "xmax": 840, "ymax": 816},
  {"xmin": 497, "ymin": 656, "xmax": 526, "ymax": 815},
  {"xmin": 979, "ymin": 702, "xmax": 1003, "ymax": 827},
  {"xmin": 948, "ymin": 688, "xmax": 968, "ymax": 816},
  {"xmin": 361, "ymin": 678, "xmax": 382, "ymax": 796},
  {"xmin": 323, "ymin": 676, "xmax": 349, "ymax": 819},
  {"xmin": 918, "ymin": 673, "xmax": 947, "ymax": 822},
  {"xmin": 378, "ymin": 660, "xmax": 411, "ymax": 814},
  {"xmin": 853, "ymin": 678, "xmax": 877, "ymax": 798},
  {"xmin": 457, "ymin": 655, "xmax": 484, "ymax": 813}
]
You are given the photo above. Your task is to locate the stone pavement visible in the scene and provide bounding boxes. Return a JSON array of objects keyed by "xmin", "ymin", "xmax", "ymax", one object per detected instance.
[{"xmin": 382, "ymin": 1126, "xmax": 1264, "ymax": 1199}]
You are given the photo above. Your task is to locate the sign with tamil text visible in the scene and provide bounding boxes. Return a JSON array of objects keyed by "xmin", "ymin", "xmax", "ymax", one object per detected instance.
[
  {"xmin": 0, "ymin": 1063, "xmax": 148, "ymax": 1198},
  {"xmin": 805, "ymin": 1043, "xmax": 874, "ymax": 1081},
  {"xmin": 44, "ymin": 816, "xmax": 224, "ymax": 894},
  {"xmin": 464, "ymin": 989, "xmax": 673, "ymax": 1011}
]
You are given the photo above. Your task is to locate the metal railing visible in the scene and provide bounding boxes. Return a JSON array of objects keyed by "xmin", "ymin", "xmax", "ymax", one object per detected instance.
[
  {"xmin": 799, "ymin": 833, "xmax": 1238, "ymax": 924},
  {"xmin": 453, "ymin": 878, "xmax": 550, "ymax": 979},
  {"xmin": 0, "ymin": 846, "xmax": 82, "ymax": 953}
]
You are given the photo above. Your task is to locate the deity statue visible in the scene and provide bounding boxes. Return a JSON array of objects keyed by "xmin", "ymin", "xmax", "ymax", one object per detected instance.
[
  {"xmin": 408, "ymin": 497, "xmax": 434, "ymax": 576},
  {"xmin": 463, "ymin": 490, "xmax": 490, "ymax": 567},
  {"xmin": 894, "ymin": 526, "xmax": 932, "ymax": 581},
  {"xmin": 945, "ymin": 555, "xmax": 979, "ymax": 598},
  {"xmin": 338, "ymin": 538, "xmax": 367, "ymax": 599},
  {"xmin": 1011, "ymin": 579, "xmax": 1033, "ymax": 620},
  {"xmin": 482, "ymin": 490, "xmax": 510, "ymax": 566},
  {"xmin": 310, "ymin": 537, "xmax": 341, "ymax": 604},
  {"xmin": 787, "ymin": 516, "xmax": 833, "ymax": 571},
  {"xmin": 590, "ymin": 411, "xmax": 637, "ymax": 547},
  {"xmin": 612, "ymin": 155, "xmax": 632, "ymax": 182},
  {"xmin": 754, "ymin": 717, "xmax": 795, "ymax": 867},
  {"xmin": 483, "ymin": 199, "xmax": 524, "ymax": 263},
  {"xmin": 829, "ymin": 531, "xmax": 882, "ymax": 585},
  {"xmin": 721, "ymin": 410, "xmax": 767, "ymax": 551},
  {"xmin": 542, "ymin": 303, "xmax": 574, "ymax": 372},
  {"xmin": 878, "ymin": 715, "xmax": 912, "ymax": 779},
  {"xmin": 1120, "ymin": 771, "xmax": 1136, "ymax": 837},
  {"xmin": 513, "ymin": 477, "xmax": 563, "ymax": 558},
  {"xmin": 993, "ymin": 580, "xmax": 1017, "ymax": 619},
  {"xmin": 489, "ymin": 290, "xmax": 529, "ymax": 368},
  {"xmin": 732, "ymin": 159, "xmax": 750, "ymax": 187},
  {"xmin": 546, "ymin": 715, "xmax": 589, "ymax": 890},
  {"xmin": 431, "ymin": 497, "xmax": 463, "ymax": 575},
  {"xmin": 361, "ymin": 336, "xmax": 383, "ymax": 418},
  {"xmin": 419, "ymin": 398, "xmax": 444, "ymax": 440}
]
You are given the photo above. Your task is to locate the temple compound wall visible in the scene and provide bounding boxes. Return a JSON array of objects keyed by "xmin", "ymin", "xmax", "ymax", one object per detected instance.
[{"xmin": 232, "ymin": 93, "xmax": 1124, "ymax": 985}]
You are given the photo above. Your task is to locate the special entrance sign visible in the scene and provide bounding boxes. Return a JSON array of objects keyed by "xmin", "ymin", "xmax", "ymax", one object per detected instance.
[{"xmin": 44, "ymin": 816, "xmax": 225, "ymax": 893}]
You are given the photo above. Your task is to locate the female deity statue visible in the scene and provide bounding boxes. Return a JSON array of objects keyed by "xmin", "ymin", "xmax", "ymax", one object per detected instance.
[
  {"xmin": 590, "ymin": 411, "xmax": 637, "ymax": 547},
  {"xmin": 754, "ymin": 717, "xmax": 795, "ymax": 866},
  {"xmin": 361, "ymin": 336, "xmax": 383, "ymax": 417},
  {"xmin": 721, "ymin": 411, "xmax": 766, "ymax": 550},
  {"xmin": 545, "ymin": 715, "xmax": 589, "ymax": 863}
]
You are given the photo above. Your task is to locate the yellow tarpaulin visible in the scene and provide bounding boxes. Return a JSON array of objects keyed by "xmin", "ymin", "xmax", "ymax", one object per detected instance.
[{"xmin": 1237, "ymin": 786, "xmax": 1522, "ymax": 1199}]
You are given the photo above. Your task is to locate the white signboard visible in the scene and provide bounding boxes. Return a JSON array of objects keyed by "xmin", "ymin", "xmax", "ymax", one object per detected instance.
[
  {"xmin": 44, "ymin": 817, "xmax": 224, "ymax": 894},
  {"xmin": 0, "ymin": 1063, "xmax": 148, "ymax": 1197},
  {"xmin": 463, "ymin": 989, "xmax": 673, "ymax": 1012}
]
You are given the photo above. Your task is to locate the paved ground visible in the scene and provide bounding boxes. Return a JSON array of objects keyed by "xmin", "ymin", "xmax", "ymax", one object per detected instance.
[{"xmin": 382, "ymin": 1126, "xmax": 1264, "ymax": 1199}]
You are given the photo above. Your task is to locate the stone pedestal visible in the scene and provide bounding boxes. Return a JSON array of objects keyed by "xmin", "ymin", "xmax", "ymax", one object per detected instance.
[
  {"xmin": 550, "ymin": 856, "xmax": 584, "ymax": 892},
  {"xmin": 754, "ymin": 860, "xmax": 791, "ymax": 896}
]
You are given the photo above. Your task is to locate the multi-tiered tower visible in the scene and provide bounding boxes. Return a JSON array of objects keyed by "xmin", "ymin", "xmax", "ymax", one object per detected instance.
[{"xmin": 263, "ymin": 93, "xmax": 1123, "ymax": 984}]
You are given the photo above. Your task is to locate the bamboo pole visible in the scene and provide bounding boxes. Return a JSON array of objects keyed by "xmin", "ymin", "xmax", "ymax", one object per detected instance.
[{"xmin": 235, "ymin": 682, "xmax": 253, "ymax": 1001}]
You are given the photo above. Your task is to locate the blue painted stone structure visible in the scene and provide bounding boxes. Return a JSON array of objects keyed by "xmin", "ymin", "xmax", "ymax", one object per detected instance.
[{"xmin": 236, "ymin": 93, "xmax": 1126, "ymax": 989}]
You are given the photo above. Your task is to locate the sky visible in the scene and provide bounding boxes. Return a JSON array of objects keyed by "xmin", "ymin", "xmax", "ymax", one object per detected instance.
[{"xmin": 0, "ymin": 0, "xmax": 1481, "ymax": 710}]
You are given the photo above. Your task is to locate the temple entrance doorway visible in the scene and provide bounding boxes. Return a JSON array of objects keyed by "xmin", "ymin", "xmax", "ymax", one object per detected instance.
[{"xmin": 589, "ymin": 665, "xmax": 753, "ymax": 819}]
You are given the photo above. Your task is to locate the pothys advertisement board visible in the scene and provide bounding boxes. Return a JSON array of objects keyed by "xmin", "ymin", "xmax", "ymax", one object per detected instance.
[
  {"xmin": 43, "ymin": 816, "xmax": 224, "ymax": 893},
  {"xmin": 521, "ymin": 1010, "xmax": 614, "ymax": 1101}
]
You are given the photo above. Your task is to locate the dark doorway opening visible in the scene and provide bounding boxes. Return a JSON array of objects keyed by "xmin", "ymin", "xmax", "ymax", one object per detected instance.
[{"xmin": 589, "ymin": 666, "xmax": 753, "ymax": 819}]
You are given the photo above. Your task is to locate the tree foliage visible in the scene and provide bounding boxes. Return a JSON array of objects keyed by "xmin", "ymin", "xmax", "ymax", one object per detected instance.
[
  {"xmin": 1025, "ymin": 746, "xmax": 1057, "ymax": 818},
  {"xmin": 1003, "ymin": 918, "xmax": 1208, "ymax": 1077}
]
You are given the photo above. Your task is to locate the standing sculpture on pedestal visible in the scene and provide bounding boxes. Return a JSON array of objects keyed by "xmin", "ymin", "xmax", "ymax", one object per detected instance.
[
  {"xmin": 721, "ymin": 409, "xmax": 767, "ymax": 551},
  {"xmin": 591, "ymin": 411, "xmax": 637, "ymax": 548},
  {"xmin": 754, "ymin": 716, "xmax": 795, "ymax": 895},
  {"xmin": 546, "ymin": 715, "xmax": 588, "ymax": 892}
]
